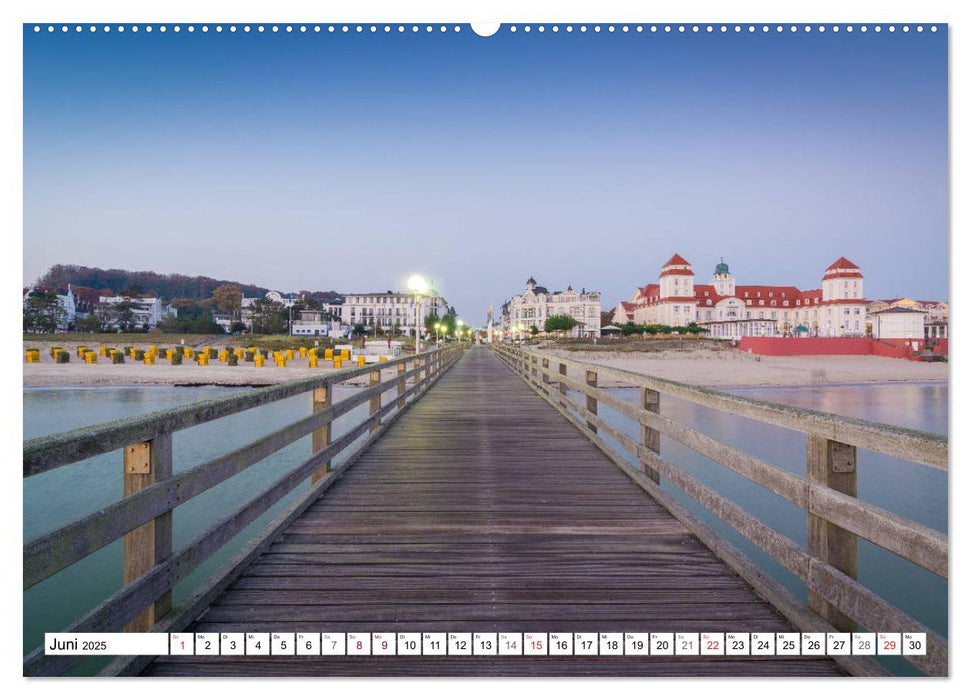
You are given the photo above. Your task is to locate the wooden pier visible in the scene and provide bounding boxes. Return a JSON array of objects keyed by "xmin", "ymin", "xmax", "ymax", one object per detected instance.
[{"xmin": 23, "ymin": 344, "xmax": 947, "ymax": 677}]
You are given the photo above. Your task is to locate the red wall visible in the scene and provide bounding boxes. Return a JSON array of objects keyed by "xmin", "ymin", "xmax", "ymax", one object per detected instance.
[
  {"xmin": 737, "ymin": 337, "xmax": 924, "ymax": 360},
  {"xmin": 738, "ymin": 337, "xmax": 874, "ymax": 356}
]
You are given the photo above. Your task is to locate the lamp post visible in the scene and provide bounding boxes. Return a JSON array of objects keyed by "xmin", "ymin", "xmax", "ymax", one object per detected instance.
[
  {"xmin": 407, "ymin": 275, "xmax": 428, "ymax": 354},
  {"xmin": 456, "ymin": 319, "xmax": 464, "ymax": 344},
  {"xmin": 434, "ymin": 322, "xmax": 441, "ymax": 344}
]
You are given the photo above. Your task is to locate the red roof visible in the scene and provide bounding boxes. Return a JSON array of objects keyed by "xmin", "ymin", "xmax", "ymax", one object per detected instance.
[
  {"xmin": 826, "ymin": 256, "xmax": 859, "ymax": 271},
  {"xmin": 663, "ymin": 253, "xmax": 691, "ymax": 267}
]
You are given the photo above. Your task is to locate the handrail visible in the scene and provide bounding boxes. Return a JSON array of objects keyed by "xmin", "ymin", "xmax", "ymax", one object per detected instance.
[
  {"xmin": 23, "ymin": 344, "xmax": 464, "ymax": 676},
  {"xmin": 494, "ymin": 344, "xmax": 947, "ymax": 677}
]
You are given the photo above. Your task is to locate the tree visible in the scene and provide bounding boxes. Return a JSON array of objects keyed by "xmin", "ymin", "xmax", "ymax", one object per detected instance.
[
  {"xmin": 544, "ymin": 315, "xmax": 578, "ymax": 333},
  {"xmin": 118, "ymin": 283, "xmax": 145, "ymax": 298},
  {"xmin": 247, "ymin": 297, "xmax": 288, "ymax": 334},
  {"xmin": 423, "ymin": 313, "xmax": 441, "ymax": 334},
  {"xmin": 76, "ymin": 315, "xmax": 103, "ymax": 333},
  {"xmin": 23, "ymin": 291, "xmax": 65, "ymax": 333},
  {"xmin": 211, "ymin": 283, "xmax": 243, "ymax": 317}
]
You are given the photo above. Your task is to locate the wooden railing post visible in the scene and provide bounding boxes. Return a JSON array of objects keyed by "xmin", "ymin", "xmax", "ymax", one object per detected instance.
[
  {"xmin": 531, "ymin": 355, "xmax": 538, "ymax": 381},
  {"xmin": 541, "ymin": 358, "xmax": 549, "ymax": 393},
  {"xmin": 370, "ymin": 369, "xmax": 382, "ymax": 434},
  {"xmin": 558, "ymin": 362, "xmax": 567, "ymax": 409},
  {"xmin": 397, "ymin": 362, "xmax": 406, "ymax": 409},
  {"xmin": 585, "ymin": 370, "xmax": 598, "ymax": 433},
  {"xmin": 806, "ymin": 434, "xmax": 858, "ymax": 632},
  {"xmin": 640, "ymin": 388, "xmax": 661, "ymax": 483},
  {"xmin": 311, "ymin": 386, "xmax": 331, "ymax": 484},
  {"xmin": 413, "ymin": 357, "xmax": 421, "ymax": 390},
  {"xmin": 123, "ymin": 433, "xmax": 173, "ymax": 632}
]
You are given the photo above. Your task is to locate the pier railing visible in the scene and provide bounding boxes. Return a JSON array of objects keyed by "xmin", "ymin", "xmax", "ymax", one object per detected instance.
[
  {"xmin": 23, "ymin": 344, "xmax": 463, "ymax": 676},
  {"xmin": 494, "ymin": 344, "xmax": 947, "ymax": 676}
]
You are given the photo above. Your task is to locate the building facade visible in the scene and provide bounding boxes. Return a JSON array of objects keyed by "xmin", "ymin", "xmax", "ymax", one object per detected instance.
[
  {"xmin": 617, "ymin": 254, "xmax": 868, "ymax": 340},
  {"xmin": 23, "ymin": 284, "xmax": 78, "ymax": 331},
  {"xmin": 869, "ymin": 307, "xmax": 926, "ymax": 346},
  {"xmin": 97, "ymin": 295, "xmax": 175, "ymax": 330},
  {"xmin": 499, "ymin": 277, "xmax": 602, "ymax": 338},
  {"xmin": 340, "ymin": 289, "xmax": 450, "ymax": 336}
]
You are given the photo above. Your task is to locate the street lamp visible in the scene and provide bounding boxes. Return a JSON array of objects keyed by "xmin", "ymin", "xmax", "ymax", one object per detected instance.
[
  {"xmin": 407, "ymin": 275, "xmax": 428, "ymax": 353},
  {"xmin": 434, "ymin": 322, "xmax": 441, "ymax": 344},
  {"xmin": 456, "ymin": 318, "xmax": 464, "ymax": 343}
]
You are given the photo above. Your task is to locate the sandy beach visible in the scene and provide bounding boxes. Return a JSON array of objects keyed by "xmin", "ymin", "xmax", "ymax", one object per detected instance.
[
  {"xmin": 23, "ymin": 341, "xmax": 398, "ymax": 387},
  {"xmin": 23, "ymin": 340, "xmax": 948, "ymax": 389},
  {"xmin": 542, "ymin": 347, "xmax": 949, "ymax": 388}
]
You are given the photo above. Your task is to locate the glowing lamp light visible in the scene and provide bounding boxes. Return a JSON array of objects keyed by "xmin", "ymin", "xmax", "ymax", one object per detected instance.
[{"xmin": 407, "ymin": 275, "xmax": 429, "ymax": 294}]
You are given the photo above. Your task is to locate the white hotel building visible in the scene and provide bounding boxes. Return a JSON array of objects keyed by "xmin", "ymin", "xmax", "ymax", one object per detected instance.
[
  {"xmin": 340, "ymin": 289, "xmax": 451, "ymax": 335},
  {"xmin": 613, "ymin": 254, "xmax": 868, "ymax": 340},
  {"xmin": 500, "ymin": 277, "xmax": 602, "ymax": 338}
]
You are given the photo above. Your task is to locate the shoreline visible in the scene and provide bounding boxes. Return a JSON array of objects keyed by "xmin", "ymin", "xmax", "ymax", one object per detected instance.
[{"xmin": 23, "ymin": 341, "xmax": 948, "ymax": 390}]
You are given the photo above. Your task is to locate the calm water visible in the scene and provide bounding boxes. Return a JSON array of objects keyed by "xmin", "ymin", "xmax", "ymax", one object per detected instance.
[
  {"xmin": 23, "ymin": 383, "xmax": 368, "ymax": 672},
  {"xmin": 24, "ymin": 381, "xmax": 947, "ymax": 676},
  {"xmin": 582, "ymin": 381, "xmax": 947, "ymax": 676}
]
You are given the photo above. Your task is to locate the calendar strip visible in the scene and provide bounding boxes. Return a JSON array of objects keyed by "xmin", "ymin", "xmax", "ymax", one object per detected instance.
[{"xmin": 44, "ymin": 632, "xmax": 927, "ymax": 657}]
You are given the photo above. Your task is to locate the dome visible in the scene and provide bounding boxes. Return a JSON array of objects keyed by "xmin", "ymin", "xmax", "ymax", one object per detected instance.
[{"xmin": 715, "ymin": 258, "xmax": 729, "ymax": 275}]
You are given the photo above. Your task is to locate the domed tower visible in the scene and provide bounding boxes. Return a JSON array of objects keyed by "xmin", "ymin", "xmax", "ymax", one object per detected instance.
[
  {"xmin": 526, "ymin": 276, "xmax": 537, "ymax": 292},
  {"xmin": 710, "ymin": 258, "xmax": 735, "ymax": 297},
  {"xmin": 659, "ymin": 254, "xmax": 694, "ymax": 299}
]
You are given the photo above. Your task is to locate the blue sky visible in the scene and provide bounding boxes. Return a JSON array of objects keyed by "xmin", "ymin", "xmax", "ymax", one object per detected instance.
[{"xmin": 23, "ymin": 24, "xmax": 948, "ymax": 321}]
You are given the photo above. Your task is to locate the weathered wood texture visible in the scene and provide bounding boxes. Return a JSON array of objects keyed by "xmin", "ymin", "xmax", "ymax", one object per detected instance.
[{"xmin": 145, "ymin": 348, "xmax": 844, "ymax": 677}]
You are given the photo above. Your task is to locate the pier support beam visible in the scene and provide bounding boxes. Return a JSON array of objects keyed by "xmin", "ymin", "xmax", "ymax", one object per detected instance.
[
  {"xmin": 807, "ymin": 434, "xmax": 858, "ymax": 632},
  {"xmin": 640, "ymin": 388, "xmax": 661, "ymax": 483},
  {"xmin": 370, "ymin": 369, "xmax": 382, "ymax": 434},
  {"xmin": 122, "ymin": 433, "xmax": 173, "ymax": 632},
  {"xmin": 397, "ymin": 362, "xmax": 407, "ymax": 409},
  {"xmin": 585, "ymin": 370, "xmax": 598, "ymax": 433},
  {"xmin": 311, "ymin": 386, "xmax": 331, "ymax": 484}
]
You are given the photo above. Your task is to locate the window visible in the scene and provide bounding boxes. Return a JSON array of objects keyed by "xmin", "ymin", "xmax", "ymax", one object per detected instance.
[
  {"xmin": 759, "ymin": 300, "xmax": 765, "ymax": 306},
  {"xmin": 783, "ymin": 301, "xmax": 789, "ymax": 307},
  {"xmin": 771, "ymin": 301, "xmax": 777, "ymax": 307}
]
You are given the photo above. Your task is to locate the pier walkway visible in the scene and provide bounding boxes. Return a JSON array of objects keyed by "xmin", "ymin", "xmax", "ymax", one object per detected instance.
[{"xmin": 144, "ymin": 348, "xmax": 844, "ymax": 676}]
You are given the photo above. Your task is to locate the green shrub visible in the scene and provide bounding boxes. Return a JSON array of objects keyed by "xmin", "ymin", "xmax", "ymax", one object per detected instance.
[{"xmin": 56, "ymin": 351, "xmax": 70, "ymax": 363}]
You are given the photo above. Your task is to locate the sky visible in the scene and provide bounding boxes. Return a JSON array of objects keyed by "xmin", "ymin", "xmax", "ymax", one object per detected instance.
[{"xmin": 23, "ymin": 23, "xmax": 948, "ymax": 324}]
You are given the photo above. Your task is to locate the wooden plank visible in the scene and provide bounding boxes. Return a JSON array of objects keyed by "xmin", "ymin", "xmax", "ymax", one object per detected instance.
[
  {"xmin": 806, "ymin": 435, "xmax": 857, "ymax": 632},
  {"xmin": 311, "ymin": 386, "xmax": 331, "ymax": 483},
  {"xmin": 23, "ymin": 362, "xmax": 431, "ymax": 589},
  {"xmin": 123, "ymin": 435, "xmax": 172, "ymax": 632},
  {"xmin": 640, "ymin": 387, "xmax": 660, "ymax": 483},
  {"xmin": 369, "ymin": 369, "xmax": 381, "ymax": 434},
  {"xmin": 139, "ymin": 348, "xmax": 846, "ymax": 678},
  {"xmin": 98, "ymin": 348, "xmax": 462, "ymax": 677}
]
